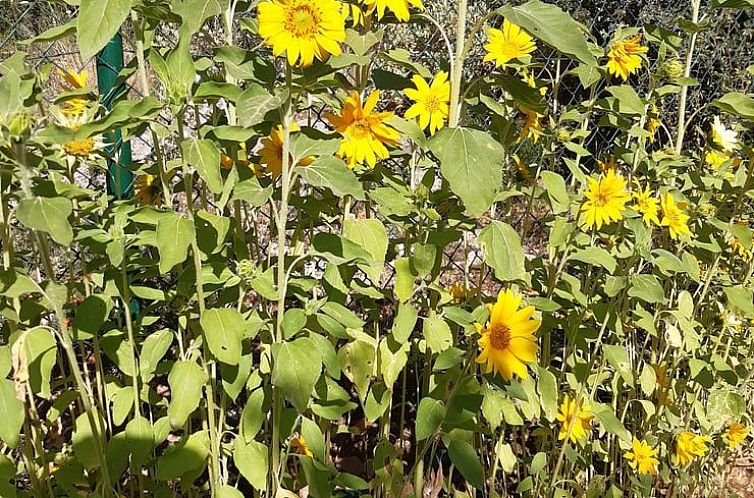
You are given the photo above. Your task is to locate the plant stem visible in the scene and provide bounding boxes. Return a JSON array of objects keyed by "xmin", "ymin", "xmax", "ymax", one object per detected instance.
[
  {"xmin": 448, "ymin": 0, "xmax": 468, "ymax": 128},
  {"xmin": 675, "ymin": 0, "xmax": 701, "ymax": 154}
]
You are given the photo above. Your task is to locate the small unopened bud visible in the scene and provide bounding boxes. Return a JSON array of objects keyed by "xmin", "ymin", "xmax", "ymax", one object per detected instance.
[
  {"xmin": 6, "ymin": 112, "xmax": 30, "ymax": 139},
  {"xmin": 662, "ymin": 58, "xmax": 684, "ymax": 81}
]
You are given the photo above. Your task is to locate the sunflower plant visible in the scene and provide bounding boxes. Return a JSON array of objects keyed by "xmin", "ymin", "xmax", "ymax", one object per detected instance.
[{"xmin": 0, "ymin": 0, "xmax": 753, "ymax": 497}]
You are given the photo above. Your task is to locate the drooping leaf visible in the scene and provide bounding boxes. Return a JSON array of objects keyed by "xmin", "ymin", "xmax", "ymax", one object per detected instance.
[
  {"xmin": 77, "ymin": 0, "xmax": 132, "ymax": 60},
  {"xmin": 182, "ymin": 138, "xmax": 223, "ymax": 194},
  {"xmin": 0, "ymin": 380, "xmax": 24, "ymax": 448},
  {"xmin": 16, "ymin": 197, "xmax": 73, "ymax": 246}
]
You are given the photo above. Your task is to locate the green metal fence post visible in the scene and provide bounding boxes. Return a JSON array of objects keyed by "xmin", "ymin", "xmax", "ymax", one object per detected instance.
[{"xmin": 97, "ymin": 33, "xmax": 134, "ymax": 198}]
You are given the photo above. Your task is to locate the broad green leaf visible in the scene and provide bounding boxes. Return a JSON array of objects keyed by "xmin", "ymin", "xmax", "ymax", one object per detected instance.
[
  {"xmin": 490, "ymin": 74, "xmax": 547, "ymax": 114},
  {"xmin": 536, "ymin": 367, "xmax": 558, "ymax": 422},
  {"xmin": 77, "ymin": 0, "xmax": 132, "ymax": 60},
  {"xmin": 392, "ymin": 304, "xmax": 417, "ymax": 343},
  {"xmin": 422, "ymin": 313, "xmax": 452, "ymax": 353},
  {"xmin": 378, "ymin": 336, "xmax": 409, "ymax": 386},
  {"xmin": 415, "ymin": 397, "xmax": 444, "ymax": 440},
  {"xmin": 724, "ymin": 286, "xmax": 754, "ymax": 317},
  {"xmin": 713, "ymin": 92, "xmax": 754, "ymax": 121},
  {"xmin": 628, "ymin": 275, "xmax": 665, "ymax": 304},
  {"xmin": 394, "ymin": 257, "xmax": 415, "ymax": 303},
  {"xmin": 156, "ymin": 431, "xmax": 210, "ymax": 480},
  {"xmin": 343, "ymin": 218, "xmax": 388, "ymax": 283},
  {"xmin": 570, "ymin": 246, "xmax": 617, "ymax": 274},
  {"xmin": 182, "ymin": 138, "xmax": 223, "ymax": 194},
  {"xmin": 0, "ymin": 380, "xmax": 23, "ymax": 448},
  {"xmin": 0, "ymin": 454, "xmax": 16, "ymax": 498},
  {"xmin": 23, "ymin": 19, "xmax": 77, "ymax": 45},
  {"xmin": 478, "ymin": 221, "xmax": 526, "ymax": 282},
  {"xmin": 603, "ymin": 345, "xmax": 633, "ymax": 385},
  {"xmin": 706, "ymin": 389, "xmax": 746, "ymax": 429},
  {"xmin": 272, "ymin": 337, "xmax": 322, "ymax": 412},
  {"xmin": 167, "ymin": 360, "xmax": 207, "ymax": 429},
  {"xmin": 447, "ymin": 440, "xmax": 485, "ymax": 488},
  {"xmin": 72, "ymin": 411, "xmax": 107, "ymax": 469},
  {"xmin": 712, "ymin": 0, "xmax": 754, "ymax": 6},
  {"xmin": 156, "ymin": 212, "xmax": 195, "ymax": 274},
  {"xmin": 171, "ymin": 0, "xmax": 228, "ymax": 34},
  {"xmin": 234, "ymin": 438, "xmax": 268, "ymax": 489},
  {"xmin": 338, "ymin": 338, "xmax": 375, "ymax": 403},
  {"xmin": 200, "ymin": 308, "xmax": 244, "ymax": 365},
  {"xmin": 139, "ymin": 329, "xmax": 173, "ymax": 382},
  {"xmin": 592, "ymin": 403, "xmax": 631, "ymax": 442},
  {"xmin": 298, "ymin": 156, "xmax": 366, "ymax": 200},
  {"xmin": 496, "ymin": 0, "xmax": 596, "ymax": 65},
  {"xmin": 241, "ymin": 387, "xmax": 269, "ymax": 441},
  {"xmin": 237, "ymin": 85, "xmax": 287, "ymax": 127},
  {"xmin": 221, "ymin": 352, "xmax": 252, "ymax": 401},
  {"xmin": 125, "ymin": 416, "xmax": 154, "ymax": 465},
  {"xmin": 218, "ymin": 486, "xmax": 245, "ymax": 498},
  {"xmin": 540, "ymin": 171, "xmax": 569, "ymax": 214},
  {"xmin": 234, "ymin": 176, "xmax": 273, "ymax": 207},
  {"xmin": 428, "ymin": 127, "xmax": 504, "ymax": 217},
  {"xmin": 16, "ymin": 197, "xmax": 73, "ymax": 246},
  {"xmin": 606, "ymin": 85, "xmax": 645, "ymax": 116}
]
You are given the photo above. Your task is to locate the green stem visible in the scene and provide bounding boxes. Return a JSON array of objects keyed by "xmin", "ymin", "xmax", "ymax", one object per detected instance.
[
  {"xmin": 448, "ymin": 0, "xmax": 468, "ymax": 128},
  {"xmin": 674, "ymin": 0, "xmax": 701, "ymax": 154}
]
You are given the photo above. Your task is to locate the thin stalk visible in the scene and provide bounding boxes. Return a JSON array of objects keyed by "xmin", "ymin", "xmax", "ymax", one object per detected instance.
[
  {"xmin": 674, "ymin": 0, "xmax": 701, "ymax": 154},
  {"xmin": 448, "ymin": 0, "xmax": 468, "ymax": 128}
]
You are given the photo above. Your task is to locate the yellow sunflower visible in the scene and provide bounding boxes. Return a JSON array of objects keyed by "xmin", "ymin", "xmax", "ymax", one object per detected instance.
[
  {"xmin": 258, "ymin": 123, "xmax": 315, "ymax": 177},
  {"xmin": 632, "ymin": 182, "xmax": 660, "ymax": 226},
  {"xmin": 660, "ymin": 193, "xmax": 692, "ymax": 240},
  {"xmin": 257, "ymin": 0, "xmax": 346, "ymax": 67},
  {"xmin": 519, "ymin": 107, "xmax": 543, "ymax": 143},
  {"xmin": 474, "ymin": 289, "xmax": 540, "ymax": 381},
  {"xmin": 404, "ymin": 71, "xmax": 450, "ymax": 135},
  {"xmin": 606, "ymin": 35, "xmax": 648, "ymax": 81},
  {"xmin": 556, "ymin": 395, "xmax": 594, "ymax": 444},
  {"xmin": 723, "ymin": 423, "xmax": 749, "ymax": 450},
  {"xmin": 705, "ymin": 149, "xmax": 730, "ymax": 170},
  {"xmin": 361, "ymin": 0, "xmax": 424, "ymax": 22},
  {"xmin": 624, "ymin": 437, "xmax": 659, "ymax": 475},
  {"xmin": 579, "ymin": 169, "xmax": 631, "ymax": 230},
  {"xmin": 673, "ymin": 431, "xmax": 711, "ymax": 466},
  {"xmin": 326, "ymin": 91, "xmax": 400, "ymax": 168},
  {"xmin": 291, "ymin": 436, "xmax": 313, "ymax": 457},
  {"xmin": 57, "ymin": 67, "xmax": 90, "ymax": 115},
  {"xmin": 483, "ymin": 19, "xmax": 536, "ymax": 68},
  {"xmin": 133, "ymin": 174, "xmax": 164, "ymax": 207}
]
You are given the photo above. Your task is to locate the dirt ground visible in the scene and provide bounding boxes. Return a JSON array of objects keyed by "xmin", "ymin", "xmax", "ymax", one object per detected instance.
[{"xmin": 726, "ymin": 458, "xmax": 754, "ymax": 498}]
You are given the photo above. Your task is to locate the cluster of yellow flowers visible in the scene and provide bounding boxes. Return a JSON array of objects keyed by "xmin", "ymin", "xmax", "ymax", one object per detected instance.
[
  {"xmin": 55, "ymin": 68, "xmax": 101, "ymax": 161},
  {"xmin": 580, "ymin": 169, "xmax": 693, "ymax": 239}
]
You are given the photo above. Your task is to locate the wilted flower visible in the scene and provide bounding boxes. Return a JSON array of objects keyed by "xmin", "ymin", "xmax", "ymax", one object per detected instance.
[
  {"xmin": 673, "ymin": 431, "xmax": 711, "ymax": 466},
  {"xmin": 723, "ymin": 423, "xmax": 749, "ymax": 450}
]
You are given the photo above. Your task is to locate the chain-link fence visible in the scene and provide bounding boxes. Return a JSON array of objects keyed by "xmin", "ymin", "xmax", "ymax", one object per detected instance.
[{"xmin": 2, "ymin": 0, "xmax": 753, "ymax": 289}]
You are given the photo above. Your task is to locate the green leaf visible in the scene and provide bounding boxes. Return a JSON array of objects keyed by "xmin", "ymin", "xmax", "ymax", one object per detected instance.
[
  {"xmin": 200, "ymin": 308, "xmax": 244, "ymax": 365},
  {"xmin": 706, "ymin": 389, "xmax": 746, "ymax": 430},
  {"xmin": 628, "ymin": 275, "xmax": 665, "ymax": 304},
  {"xmin": 237, "ymin": 85, "xmax": 287, "ymax": 127},
  {"xmin": 540, "ymin": 171, "xmax": 569, "ymax": 214},
  {"xmin": 724, "ymin": 286, "xmax": 754, "ymax": 317},
  {"xmin": 478, "ymin": 221, "xmax": 526, "ymax": 282},
  {"xmin": 282, "ymin": 309, "xmax": 307, "ymax": 339},
  {"xmin": 167, "ymin": 360, "xmax": 207, "ymax": 429},
  {"xmin": 272, "ymin": 337, "xmax": 323, "ymax": 412},
  {"xmin": 536, "ymin": 367, "xmax": 558, "ymax": 422},
  {"xmin": 570, "ymin": 247, "xmax": 617, "ymax": 274},
  {"xmin": 428, "ymin": 127, "xmax": 504, "ymax": 217},
  {"xmin": 125, "ymin": 416, "xmax": 154, "ymax": 465},
  {"xmin": 496, "ymin": 0, "xmax": 596, "ymax": 65},
  {"xmin": 20, "ymin": 327, "xmax": 57, "ymax": 398},
  {"xmin": 298, "ymin": 156, "xmax": 366, "ymax": 200},
  {"xmin": 0, "ymin": 380, "xmax": 23, "ymax": 448},
  {"xmin": 16, "ymin": 197, "xmax": 73, "ymax": 246},
  {"xmin": 218, "ymin": 486, "xmax": 244, "ymax": 498},
  {"xmin": 77, "ymin": 0, "xmax": 132, "ymax": 60},
  {"xmin": 447, "ymin": 440, "xmax": 485, "ymax": 488},
  {"xmin": 156, "ymin": 212, "xmax": 195, "ymax": 274},
  {"xmin": 394, "ymin": 257, "xmax": 415, "ymax": 303},
  {"xmin": 606, "ymin": 85, "xmax": 645, "ymax": 116},
  {"xmin": 712, "ymin": 0, "xmax": 754, "ymax": 7},
  {"xmin": 415, "ymin": 397, "xmax": 444, "ymax": 440},
  {"xmin": 182, "ymin": 138, "xmax": 223, "ymax": 194},
  {"xmin": 234, "ymin": 177, "xmax": 273, "ymax": 207},
  {"xmin": 338, "ymin": 338, "xmax": 376, "ymax": 403},
  {"xmin": 378, "ymin": 336, "xmax": 409, "ymax": 386},
  {"xmin": 423, "ymin": 313, "xmax": 452, "ymax": 353},
  {"xmin": 171, "ymin": 0, "xmax": 228, "ymax": 34},
  {"xmin": 343, "ymin": 219, "xmax": 388, "ymax": 283},
  {"xmin": 139, "ymin": 329, "xmax": 173, "ymax": 382},
  {"xmin": 234, "ymin": 438, "xmax": 268, "ymax": 489},
  {"xmin": 156, "ymin": 431, "xmax": 209, "ymax": 480},
  {"xmin": 592, "ymin": 403, "xmax": 631, "ymax": 442},
  {"xmin": 712, "ymin": 92, "xmax": 754, "ymax": 121},
  {"xmin": 240, "ymin": 387, "xmax": 268, "ymax": 441},
  {"xmin": 23, "ymin": 19, "xmax": 77, "ymax": 45},
  {"xmin": 490, "ymin": 74, "xmax": 547, "ymax": 114},
  {"xmin": 392, "ymin": 304, "xmax": 418, "ymax": 343}
]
